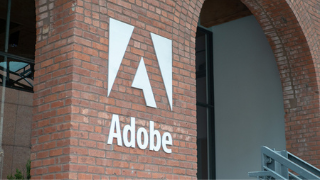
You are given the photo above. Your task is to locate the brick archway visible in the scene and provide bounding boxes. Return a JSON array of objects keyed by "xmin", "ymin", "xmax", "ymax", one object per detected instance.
[
  {"xmin": 192, "ymin": 0, "xmax": 320, "ymax": 174},
  {"xmin": 185, "ymin": 0, "xmax": 320, "ymax": 169},
  {"xmin": 195, "ymin": 0, "xmax": 320, "ymax": 165},
  {"xmin": 197, "ymin": 0, "xmax": 320, "ymax": 165},
  {"xmin": 240, "ymin": 0, "xmax": 320, "ymax": 165},
  {"xmin": 31, "ymin": 0, "xmax": 320, "ymax": 179}
]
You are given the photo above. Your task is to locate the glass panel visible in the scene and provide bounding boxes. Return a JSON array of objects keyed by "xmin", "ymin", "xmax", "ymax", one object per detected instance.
[
  {"xmin": 0, "ymin": 0, "xmax": 35, "ymax": 92},
  {"xmin": 0, "ymin": 56, "xmax": 6, "ymax": 85},
  {"xmin": 7, "ymin": 0, "xmax": 36, "ymax": 59},
  {"xmin": 196, "ymin": 27, "xmax": 215, "ymax": 179},
  {"xmin": 196, "ymin": 50, "xmax": 207, "ymax": 103},
  {"xmin": 196, "ymin": 33, "xmax": 207, "ymax": 103},
  {"xmin": 1, "ymin": 57, "xmax": 34, "ymax": 92},
  {"xmin": 196, "ymin": 33, "xmax": 206, "ymax": 52},
  {"xmin": 0, "ymin": 55, "xmax": 4, "ymax": 180},
  {"xmin": 0, "ymin": 0, "xmax": 8, "ymax": 52},
  {"xmin": 0, "ymin": 1, "xmax": 34, "ymax": 179},
  {"xmin": 197, "ymin": 105, "xmax": 208, "ymax": 179}
]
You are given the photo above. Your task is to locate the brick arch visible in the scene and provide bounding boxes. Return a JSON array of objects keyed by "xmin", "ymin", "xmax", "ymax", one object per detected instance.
[
  {"xmin": 192, "ymin": 0, "xmax": 320, "ymax": 166},
  {"xmin": 241, "ymin": 0, "xmax": 320, "ymax": 165}
]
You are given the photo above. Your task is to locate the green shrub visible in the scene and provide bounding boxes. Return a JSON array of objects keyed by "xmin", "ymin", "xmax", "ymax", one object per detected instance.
[
  {"xmin": 26, "ymin": 159, "xmax": 31, "ymax": 180},
  {"xmin": 7, "ymin": 159, "xmax": 31, "ymax": 180}
]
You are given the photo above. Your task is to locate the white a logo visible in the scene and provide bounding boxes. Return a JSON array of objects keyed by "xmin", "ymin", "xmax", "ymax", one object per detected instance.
[{"xmin": 107, "ymin": 18, "xmax": 172, "ymax": 110}]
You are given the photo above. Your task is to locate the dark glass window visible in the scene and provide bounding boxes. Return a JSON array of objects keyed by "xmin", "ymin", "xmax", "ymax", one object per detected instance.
[
  {"xmin": 0, "ymin": 0, "xmax": 36, "ymax": 93},
  {"xmin": 196, "ymin": 27, "xmax": 215, "ymax": 179}
]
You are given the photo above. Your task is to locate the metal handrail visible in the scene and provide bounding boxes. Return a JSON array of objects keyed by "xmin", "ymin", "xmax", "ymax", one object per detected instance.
[
  {"xmin": 248, "ymin": 146, "xmax": 320, "ymax": 179},
  {"xmin": 0, "ymin": 51, "xmax": 34, "ymax": 64}
]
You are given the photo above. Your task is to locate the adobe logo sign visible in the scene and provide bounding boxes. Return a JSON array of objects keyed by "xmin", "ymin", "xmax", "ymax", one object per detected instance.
[
  {"xmin": 106, "ymin": 18, "xmax": 173, "ymax": 153},
  {"xmin": 107, "ymin": 18, "xmax": 172, "ymax": 110}
]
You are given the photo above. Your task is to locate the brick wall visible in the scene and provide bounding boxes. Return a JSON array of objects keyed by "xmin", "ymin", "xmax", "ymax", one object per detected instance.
[{"xmin": 31, "ymin": 0, "xmax": 320, "ymax": 179}]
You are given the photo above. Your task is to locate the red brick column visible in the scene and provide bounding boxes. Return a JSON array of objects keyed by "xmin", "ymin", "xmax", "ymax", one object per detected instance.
[
  {"xmin": 59, "ymin": 0, "xmax": 202, "ymax": 179},
  {"xmin": 32, "ymin": 0, "xmax": 203, "ymax": 179}
]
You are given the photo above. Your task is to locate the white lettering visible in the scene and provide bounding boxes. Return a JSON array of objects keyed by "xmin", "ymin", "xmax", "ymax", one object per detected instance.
[
  {"xmin": 107, "ymin": 114, "xmax": 173, "ymax": 153},
  {"xmin": 107, "ymin": 114, "xmax": 122, "ymax": 146},
  {"xmin": 162, "ymin": 132, "xmax": 172, "ymax": 153},
  {"xmin": 137, "ymin": 127, "xmax": 148, "ymax": 149},
  {"xmin": 149, "ymin": 121, "xmax": 161, "ymax": 151},
  {"xmin": 123, "ymin": 117, "xmax": 135, "ymax": 148}
]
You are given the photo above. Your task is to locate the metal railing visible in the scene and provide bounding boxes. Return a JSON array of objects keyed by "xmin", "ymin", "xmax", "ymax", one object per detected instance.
[
  {"xmin": 0, "ymin": 51, "xmax": 34, "ymax": 92},
  {"xmin": 248, "ymin": 146, "xmax": 320, "ymax": 179}
]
